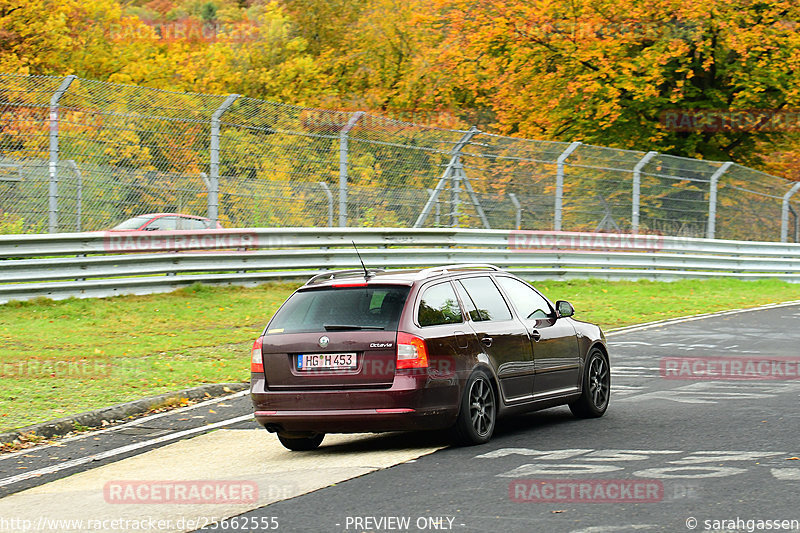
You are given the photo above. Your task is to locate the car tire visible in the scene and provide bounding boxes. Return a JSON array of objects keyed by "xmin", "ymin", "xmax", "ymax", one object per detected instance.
[
  {"xmin": 451, "ymin": 370, "xmax": 497, "ymax": 446},
  {"xmin": 569, "ymin": 348, "xmax": 610, "ymax": 418},
  {"xmin": 277, "ymin": 432, "xmax": 325, "ymax": 451}
]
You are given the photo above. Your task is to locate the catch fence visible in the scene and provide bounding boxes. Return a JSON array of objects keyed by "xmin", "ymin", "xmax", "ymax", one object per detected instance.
[{"xmin": 1, "ymin": 73, "xmax": 799, "ymax": 242}]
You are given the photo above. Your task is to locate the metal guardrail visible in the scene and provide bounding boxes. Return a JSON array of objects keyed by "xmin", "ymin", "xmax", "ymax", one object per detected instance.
[{"xmin": 1, "ymin": 228, "xmax": 799, "ymax": 303}]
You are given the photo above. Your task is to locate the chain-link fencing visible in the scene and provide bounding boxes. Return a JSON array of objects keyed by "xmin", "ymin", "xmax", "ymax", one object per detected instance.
[{"xmin": 1, "ymin": 73, "xmax": 799, "ymax": 242}]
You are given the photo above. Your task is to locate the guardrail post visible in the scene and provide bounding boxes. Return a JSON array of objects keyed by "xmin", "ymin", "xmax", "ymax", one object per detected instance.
[
  {"xmin": 706, "ymin": 161, "xmax": 732, "ymax": 239},
  {"xmin": 509, "ymin": 193, "xmax": 522, "ymax": 230},
  {"xmin": 338, "ymin": 111, "xmax": 365, "ymax": 227},
  {"xmin": 209, "ymin": 94, "xmax": 240, "ymax": 225},
  {"xmin": 318, "ymin": 182, "xmax": 334, "ymax": 227},
  {"xmin": 632, "ymin": 151, "xmax": 657, "ymax": 234},
  {"xmin": 66, "ymin": 160, "xmax": 82, "ymax": 232},
  {"xmin": 48, "ymin": 75, "xmax": 76, "ymax": 233},
  {"xmin": 554, "ymin": 141, "xmax": 581, "ymax": 231},
  {"xmin": 415, "ymin": 127, "xmax": 480, "ymax": 228},
  {"xmin": 781, "ymin": 181, "xmax": 800, "ymax": 242}
]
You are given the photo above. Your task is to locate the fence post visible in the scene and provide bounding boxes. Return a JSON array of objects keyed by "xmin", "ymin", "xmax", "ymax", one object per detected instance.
[
  {"xmin": 781, "ymin": 182, "xmax": 800, "ymax": 242},
  {"xmin": 554, "ymin": 141, "xmax": 581, "ymax": 232},
  {"xmin": 426, "ymin": 189, "xmax": 441, "ymax": 226},
  {"xmin": 48, "ymin": 75, "xmax": 76, "ymax": 233},
  {"xmin": 66, "ymin": 160, "xmax": 82, "ymax": 232},
  {"xmin": 209, "ymin": 94, "xmax": 239, "ymax": 224},
  {"xmin": 318, "ymin": 182, "xmax": 334, "ymax": 227},
  {"xmin": 632, "ymin": 151, "xmax": 657, "ymax": 234},
  {"xmin": 706, "ymin": 161, "xmax": 732, "ymax": 239},
  {"xmin": 509, "ymin": 193, "xmax": 522, "ymax": 230},
  {"xmin": 451, "ymin": 160, "xmax": 461, "ymax": 227},
  {"xmin": 338, "ymin": 111, "xmax": 365, "ymax": 227},
  {"xmin": 790, "ymin": 204, "xmax": 800, "ymax": 243},
  {"xmin": 415, "ymin": 127, "xmax": 480, "ymax": 227}
]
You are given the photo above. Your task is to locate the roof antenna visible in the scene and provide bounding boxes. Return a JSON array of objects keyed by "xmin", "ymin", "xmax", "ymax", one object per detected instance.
[{"xmin": 352, "ymin": 241, "xmax": 371, "ymax": 280}]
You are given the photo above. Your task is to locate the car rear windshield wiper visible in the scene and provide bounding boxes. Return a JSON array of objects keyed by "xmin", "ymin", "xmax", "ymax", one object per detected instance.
[{"xmin": 323, "ymin": 324, "xmax": 385, "ymax": 331}]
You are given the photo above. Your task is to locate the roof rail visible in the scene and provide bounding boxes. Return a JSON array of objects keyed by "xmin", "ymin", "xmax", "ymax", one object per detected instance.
[
  {"xmin": 415, "ymin": 264, "xmax": 501, "ymax": 279},
  {"xmin": 305, "ymin": 268, "xmax": 385, "ymax": 285}
]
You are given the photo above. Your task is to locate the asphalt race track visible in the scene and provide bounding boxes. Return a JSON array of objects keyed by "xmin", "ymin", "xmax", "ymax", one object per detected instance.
[{"xmin": 1, "ymin": 302, "xmax": 799, "ymax": 533}]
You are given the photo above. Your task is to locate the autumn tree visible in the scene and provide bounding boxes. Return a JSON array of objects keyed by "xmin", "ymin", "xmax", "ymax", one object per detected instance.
[{"xmin": 427, "ymin": 0, "xmax": 800, "ymax": 165}]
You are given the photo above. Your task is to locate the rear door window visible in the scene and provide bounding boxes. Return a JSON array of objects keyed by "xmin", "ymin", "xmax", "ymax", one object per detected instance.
[
  {"xmin": 145, "ymin": 216, "xmax": 178, "ymax": 230},
  {"xmin": 417, "ymin": 282, "xmax": 463, "ymax": 327},
  {"xmin": 180, "ymin": 217, "xmax": 210, "ymax": 230},
  {"xmin": 458, "ymin": 277, "xmax": 512, "ymax": 322},
  {"xmin": 267, "ymin": 285, "xmax": 410, "ymax": 333},
  {"xmin": 454, "ymin": 280, "xmax": 481, "ymax": 322},
  {"xmin": 496, "ymin": 276, "xmax": 553, "ymax": 320}
]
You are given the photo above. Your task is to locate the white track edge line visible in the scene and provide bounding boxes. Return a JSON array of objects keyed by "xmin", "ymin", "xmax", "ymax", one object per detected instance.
[
  {"xmin": 0, "ymin": 414, "xmax": 254, "ymax": 488},
  {"xmin": 0, "ymin": 390, "xmax": 250, "ymax": 463}
]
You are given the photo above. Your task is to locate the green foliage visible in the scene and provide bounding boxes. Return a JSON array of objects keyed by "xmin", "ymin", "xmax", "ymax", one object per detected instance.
[
  {"xmin": 0, "ymin": 212, "xmax": 26, "ymax": 234},
  {"xmin": 355, "ymin": 206, "xmax": 404, "ymax": 227}
]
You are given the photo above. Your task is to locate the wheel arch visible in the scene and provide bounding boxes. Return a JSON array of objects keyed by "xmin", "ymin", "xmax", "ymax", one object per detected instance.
[
  {"xmin": 590, "ymin": 341, "xmax": 610, "ymax": 362},
  {"xmin": 463, "ymin": 361, "xmax": 502, "ymax": 415},
  {"xmin": 577, "ymin": 341, "xmax": 609, "ymax": 393}
]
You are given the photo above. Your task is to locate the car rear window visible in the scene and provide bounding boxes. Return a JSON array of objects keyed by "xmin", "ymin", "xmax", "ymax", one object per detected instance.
[{"xmin": 266, "ymin": 285, "xmax": 410, "ymax": 334}]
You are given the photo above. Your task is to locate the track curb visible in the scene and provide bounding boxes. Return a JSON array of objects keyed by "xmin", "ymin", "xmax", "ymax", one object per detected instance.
[{"xmin": 0, "ymin": 382, "xmax": 248, "ymax": 444}]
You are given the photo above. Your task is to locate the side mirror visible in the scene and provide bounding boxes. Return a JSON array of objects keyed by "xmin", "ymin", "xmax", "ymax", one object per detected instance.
[{"xmin": 555, "ymin": 300, "xmax": 574, "ymax": 318}]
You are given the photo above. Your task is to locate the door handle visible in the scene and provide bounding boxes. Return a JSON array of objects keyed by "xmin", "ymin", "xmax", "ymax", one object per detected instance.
[
  {"xmin": 480, "ymin": 336, "xmax": 493, "ymax": 347},
  {"xmin": 454, "ymin": 330, "xmax": 470, "ymax": 349},
  {"xmin": 531, "ymin": 329, "xmax": 542, "ymax": 342}
]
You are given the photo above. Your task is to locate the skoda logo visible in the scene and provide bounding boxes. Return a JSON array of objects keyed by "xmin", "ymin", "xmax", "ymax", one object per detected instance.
[{"xmin": 318, "ymin": 336, "xmax": 330, "ymax": 348}]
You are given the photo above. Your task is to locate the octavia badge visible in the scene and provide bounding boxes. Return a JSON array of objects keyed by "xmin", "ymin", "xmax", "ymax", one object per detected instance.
[{"xmin": 319, "ymin": 336, "xmax": 330, "ymax": 348}]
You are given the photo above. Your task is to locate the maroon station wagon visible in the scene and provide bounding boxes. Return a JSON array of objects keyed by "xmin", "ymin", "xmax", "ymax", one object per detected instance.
[{"xmin": 250, "ymin": 264, "xmax": 610, "ymax": 450}]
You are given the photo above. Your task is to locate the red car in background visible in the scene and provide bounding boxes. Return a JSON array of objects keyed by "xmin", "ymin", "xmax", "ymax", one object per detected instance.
[{"xmin": 110, "ymin": 213, "xmax": 223, "ymax": 231}]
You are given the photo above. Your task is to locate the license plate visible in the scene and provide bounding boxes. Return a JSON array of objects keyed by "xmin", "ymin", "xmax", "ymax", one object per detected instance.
[{"xmin": 297, "ymin": 353, "xmax": 357, "ymax": 370}]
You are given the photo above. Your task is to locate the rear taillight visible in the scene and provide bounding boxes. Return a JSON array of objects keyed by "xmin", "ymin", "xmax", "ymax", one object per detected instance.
[
  {"xmin": 251, "ymin": 336, "xmax": 264, "ymax": 373},
  {"xmin": 396, "ymin": 332, "xmax": 428, "ymax": 369}
]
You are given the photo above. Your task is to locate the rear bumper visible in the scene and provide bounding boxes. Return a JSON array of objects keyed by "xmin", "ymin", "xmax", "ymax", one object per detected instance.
[{"xmin": 251, "ymin": 372, "xmax": 460, "ymax": 434}]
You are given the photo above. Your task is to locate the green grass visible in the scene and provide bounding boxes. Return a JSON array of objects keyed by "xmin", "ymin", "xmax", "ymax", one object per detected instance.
[
  {"xmin": 1, "ymin": 278, "xmax": 799, "ymax": 433},
  {"xmin": 533, "ymin": 278, "xmax": 800, "ymax": 329}
]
